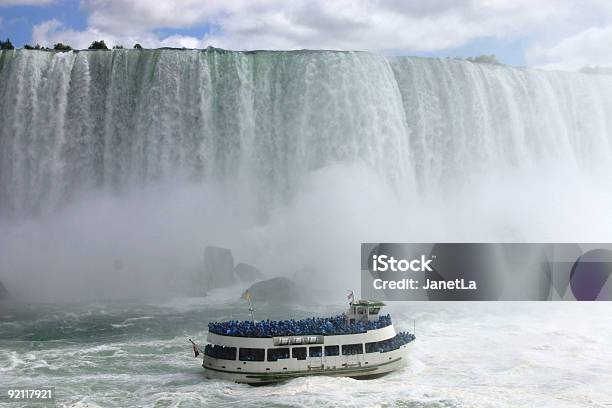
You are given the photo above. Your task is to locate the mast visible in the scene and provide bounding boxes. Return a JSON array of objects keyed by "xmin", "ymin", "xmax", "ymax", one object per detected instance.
[
  {"xmin": 248, "ymin": 296, "xmax": 255, "ymax": 323},
  {"xmin": 346, "ymin": 290, "xmax": 354, "ymax": 325}
]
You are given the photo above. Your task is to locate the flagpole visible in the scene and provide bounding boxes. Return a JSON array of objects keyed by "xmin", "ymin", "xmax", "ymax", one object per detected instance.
[
  {"xmin": 248, "ymin": 296, "xmax": 255, "ymax": 323},
  {"xmin": 243, "ymin": 290, "xmax": 255, "ymax": 323},
  {"xmin": 189, "ymin": 338, "xmax": 202, "ymax": 358}
]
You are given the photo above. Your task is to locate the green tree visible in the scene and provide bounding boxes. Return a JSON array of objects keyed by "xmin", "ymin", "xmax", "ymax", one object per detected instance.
[
  {"xmin": 88, "ymin": 40, "xmax": 109, "ymax": 50},
  {"xmin": 0, "ymin": 38, "xmax": 14, "ymax": 50},
  {"xmin": 53, "ymin": 43, "xmax": 72, "ymax": 52},
  {"xmin": 466, "ymin": 55, "xmax": 500, "ymax": 65},
  {"xmin": 133, "ymin": 43, "xmax": 143, "ymax": 49},
  {"xmin": 112, "ymin": 44, "xmax": 124, "ymax": 49}
]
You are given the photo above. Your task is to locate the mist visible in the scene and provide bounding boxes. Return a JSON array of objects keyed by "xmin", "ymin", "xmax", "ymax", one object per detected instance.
[{"xmin": 1, "ymin": 159, "xmax": 611, "ymax": 301}]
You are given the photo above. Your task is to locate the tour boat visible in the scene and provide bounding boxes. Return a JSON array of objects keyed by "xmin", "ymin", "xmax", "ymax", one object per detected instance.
[{"xmin": 191, "ymin": 299, "xmax": 415, "ymax": 384}]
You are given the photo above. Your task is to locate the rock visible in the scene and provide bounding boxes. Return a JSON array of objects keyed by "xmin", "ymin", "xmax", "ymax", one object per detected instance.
[
  {"xmin": 235, "ymin": 263, "xmax": 265, "ymax": 282},
  {"xmin": 246, "ymin": 277, "xmax": 301, "ymax": 303},
  {"xmin": 203, "ymin": 246, "xmax": 235, "ymax": 289},
  {"xmin": 245, "ymin": 276, "xmax": 333, "ymax": 304},
  {"xmin": 0, "ymin": 281, "xmax": 8, "ymax": 300}
]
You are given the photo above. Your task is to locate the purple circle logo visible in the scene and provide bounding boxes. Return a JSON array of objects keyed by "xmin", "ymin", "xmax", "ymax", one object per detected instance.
[{"xmin": 570, "ymin": 249, "xmax": 612, "ymax": 301}]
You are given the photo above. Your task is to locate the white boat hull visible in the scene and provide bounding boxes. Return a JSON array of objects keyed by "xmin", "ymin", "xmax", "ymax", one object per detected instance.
[{"xmin": 203, "ymin": 341, "xmax": 412, "ymax": 384}]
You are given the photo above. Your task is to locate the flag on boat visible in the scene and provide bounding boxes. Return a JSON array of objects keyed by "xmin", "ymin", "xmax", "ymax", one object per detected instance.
[
  {"xmin": 347, "ymin": 290, "xmax": 354, "ymax": 302},
  {"xmin": 242, "ymin": 289, "xmax": 252, "ymax": 302},
  {"xmin": 189, "ymin": 339, "xmax": 200, "ymax": 358}
]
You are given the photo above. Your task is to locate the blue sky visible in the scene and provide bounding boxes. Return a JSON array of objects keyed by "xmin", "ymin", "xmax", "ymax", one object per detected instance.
[
  {"xmin": 1, "ymin": 0, "xmax": 86, "ymax": 45},
  {"xmin": 1, "ymin": 1, "xmax": 611, "ymax": 71}
]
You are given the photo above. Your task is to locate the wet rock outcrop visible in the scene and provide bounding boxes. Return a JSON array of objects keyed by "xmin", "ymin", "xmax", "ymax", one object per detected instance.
[
  {"xmin": 235, "ymin": 263, "xmax": 265, "ymax": 283},
  {"xmin": 246, "ymin": 277, "xmax": 302, "ymax": 303},
  {"xmin": 203, "ymin": 246, "xmax": 235, "ymax": 289}
]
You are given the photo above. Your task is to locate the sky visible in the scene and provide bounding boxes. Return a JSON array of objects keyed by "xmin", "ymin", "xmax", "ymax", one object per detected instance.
[{"xmin": 1, "ymin": 0, "xmax": 612, "ymax": 71}]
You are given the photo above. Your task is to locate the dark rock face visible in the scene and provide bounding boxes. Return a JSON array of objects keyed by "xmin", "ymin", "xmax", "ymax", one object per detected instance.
[
  {"xmin": 204, "ymin": 246, "xmax": 235, "ymax": 289},
  {"xmin": 235, "ymin": 263, "xmax": 265, "ymax": 282},
  {"xmin": 0, "ymin": 281, "xmax": 8, "ymax": 300},
  {"xmin": 245, "ymin": 276, "xmax": 333, "ymax": 304},
  {"xmin": 246, "ymin": 277, "xmax": 301, "ymax": 303}
]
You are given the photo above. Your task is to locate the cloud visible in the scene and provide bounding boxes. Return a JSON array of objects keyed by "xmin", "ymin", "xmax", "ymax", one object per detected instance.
[
  {"xmin": 83, "ymin": 0, "xmax": 237, "ymax": 35},
  {"xmin": 527, "ymin": 24, "xmax": 612, "ymax": 71},
  {"xmin": 30, "ymin": 0, "xmax": 571, "ymax": 51},
  {"xmin": 23, "ymin": 0, "xmax": 612, "ymax": 71},
  {"xmin": 32, "ymin": 18, "xmax": 201, "ymax": 48},
  {"xmin": 32, "ymin": 19, "xmax": 113, "ymax": 49},
  {"xmin": 199, "ymin": 0, "xmax": 572, "ymax": 52}
]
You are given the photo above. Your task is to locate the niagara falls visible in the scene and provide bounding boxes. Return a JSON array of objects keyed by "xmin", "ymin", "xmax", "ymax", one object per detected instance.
[{"xmin": 1, "ymin": 48, "xmax": 611, "ymax": 299}]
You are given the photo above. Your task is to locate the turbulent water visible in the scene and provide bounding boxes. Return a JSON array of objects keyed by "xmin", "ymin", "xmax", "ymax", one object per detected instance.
[
  {"xmin": 1, "ymin": 298, "xmax": 611, "ymax": 408},
  {"xmin": 1, "ymin": 49, "xmax": 612, "ymax": 216}
]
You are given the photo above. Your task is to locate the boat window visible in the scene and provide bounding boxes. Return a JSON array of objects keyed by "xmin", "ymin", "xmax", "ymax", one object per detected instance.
[
  {"xmin": 239, "ymin": 348, "xmax": 265, "ymax": 362},
  {"xmin": 369, "ymin": 308, "xmax": 379, "ymax": 314},
  {"xmin": 357, "ymin": 307, "xmax": 364, "ymax": 314},
  {"xmin": 309, "ymin": 346, "xmax": 322, "ymax": 357},
  {"xmin": 292, "ymin": 347, "xmax": 307, "ymax": 360},
  {"xmin": 365, "ymin": 341, "xmax": 379, "ymax": 353},
  {"xmin": 324, "ymin": 345, "xmax": 339, "ymax": 356},
  {"xmin": 204, "ymin": 344, "xmax": 237, "ymax": 360},
  {"xmin": 267, "ymin": 348, "xmax": 290, "ymax": 362},
  {"xmin": 342, "ymin": 343, "xmax": 363, "ymax": 355}
]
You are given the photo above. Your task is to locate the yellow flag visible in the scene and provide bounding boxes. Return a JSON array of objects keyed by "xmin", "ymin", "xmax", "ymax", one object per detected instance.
[{"xmin": 242, "ymin": 290, "xmax": 251, "ymax": 301}]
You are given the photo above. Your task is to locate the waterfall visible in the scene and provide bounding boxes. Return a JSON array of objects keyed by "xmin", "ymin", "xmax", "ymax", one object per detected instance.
[
  {"xmin": 2, "ymin": 48, "xmax": 612, "ymax": 298},
  {"xmin": 1, "ymin": 48, "xmax": 611, "ymax": 219}
]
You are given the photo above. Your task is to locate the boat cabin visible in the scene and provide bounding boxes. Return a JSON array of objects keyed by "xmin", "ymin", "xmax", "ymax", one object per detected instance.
[{"xmin": 346, "ymin": 300, "xmax": 385, "ymax": 324}]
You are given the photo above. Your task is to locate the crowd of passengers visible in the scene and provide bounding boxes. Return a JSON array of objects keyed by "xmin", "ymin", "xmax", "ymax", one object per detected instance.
[
  {"xmin": 203, "ymin": 332, "xmax": 415, "ymax": 360},
  {"xmin": 367, "ymin": 331, "xmax": 415, "ymax": 353},
  {"xmin": 208, "ymin": 314, "xmax": 392, "ymax": 337}
]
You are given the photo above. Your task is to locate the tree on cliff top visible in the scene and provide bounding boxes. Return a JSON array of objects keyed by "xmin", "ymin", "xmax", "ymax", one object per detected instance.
[
  {"xmin": 54, "ymin": 43, "xmax": 72, "ymax": 52},
  {"xmin": 0, "ymin": 38, "xmax": 14, "ymax": 50},
  {"xmin": 466, "ymin": 55, "xmax": 500, "ymax": 65},
  {"xmin": 88, "ymin": 40, "xmax": 108, "ymax": 50}
]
